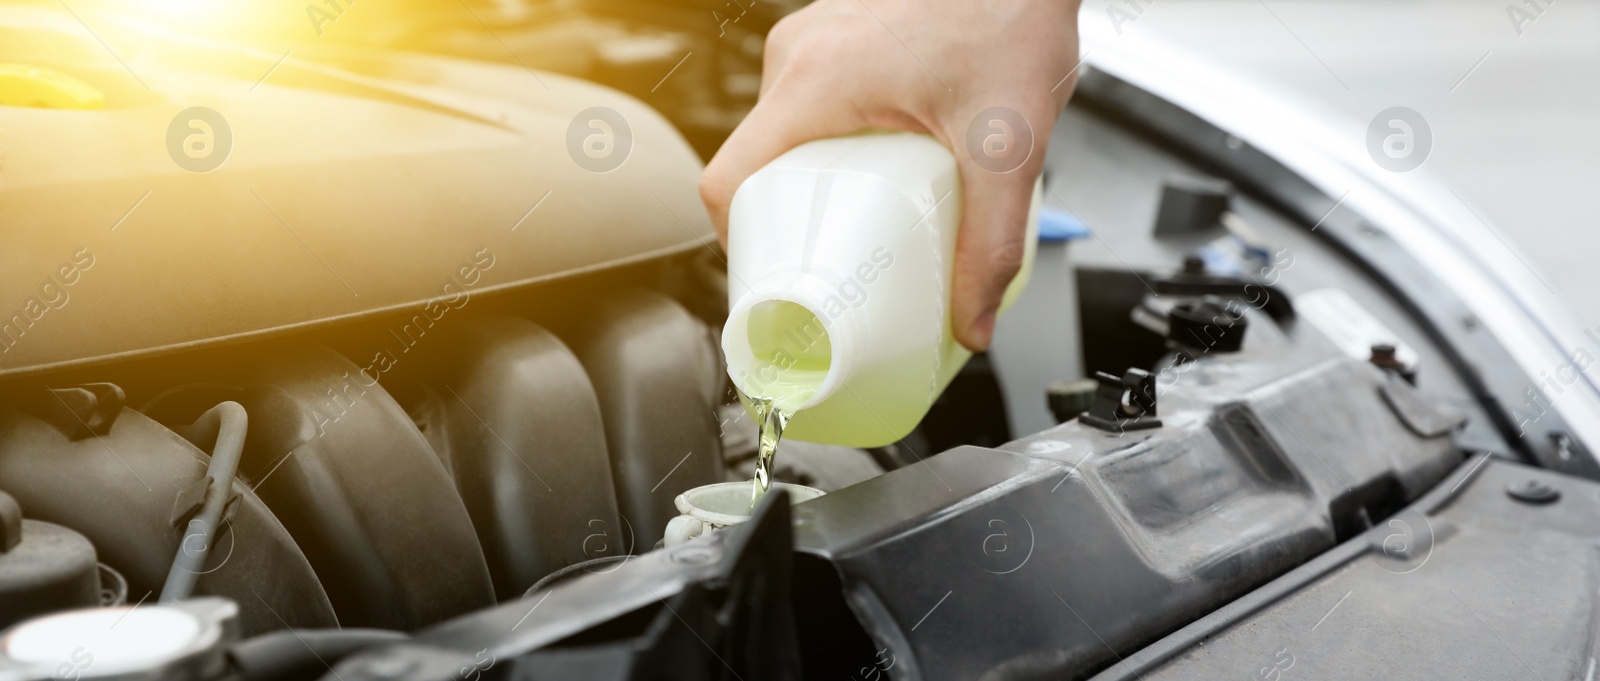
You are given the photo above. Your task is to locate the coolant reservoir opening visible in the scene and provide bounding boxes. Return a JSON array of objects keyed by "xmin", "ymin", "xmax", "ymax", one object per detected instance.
[
  {"xmin": 663, "ymin": 481, "xmax": 825, "ymax": 547},
  {"xmin": 727, "ymin": 298, "xmax": 836, "ymax": 412}
]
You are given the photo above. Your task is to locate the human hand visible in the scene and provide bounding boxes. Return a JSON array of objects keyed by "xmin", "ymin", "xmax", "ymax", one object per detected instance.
[{"xmin": 700, "ymin": 0, "xmax": 1081, "ymax": 351}]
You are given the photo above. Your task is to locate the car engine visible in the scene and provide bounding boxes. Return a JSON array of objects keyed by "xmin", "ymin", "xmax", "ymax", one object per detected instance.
[{"xmin": 2, "ymin": 2, "xmax": 1597, "ymax": 680}]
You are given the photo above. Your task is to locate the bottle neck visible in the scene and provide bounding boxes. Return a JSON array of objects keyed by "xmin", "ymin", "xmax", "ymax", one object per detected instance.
[{"xmin": 722, "ymin": 274, "xmax": 861, "ymax": 412}]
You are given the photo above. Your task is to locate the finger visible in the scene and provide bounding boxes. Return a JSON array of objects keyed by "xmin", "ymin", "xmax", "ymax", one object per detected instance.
[
  {"xmin": 946, "ymin": 108, "xmax": 1049, "ymax": 351},
  {"xmin": 950, "ymin": 164, "xmax": 1036, "ymax": 351}
]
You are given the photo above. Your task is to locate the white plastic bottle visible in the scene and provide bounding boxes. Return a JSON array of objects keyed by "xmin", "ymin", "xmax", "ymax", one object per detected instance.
[{"xmin": 721, "ymin": 131, "xmax": 1039, "ymax": 447}]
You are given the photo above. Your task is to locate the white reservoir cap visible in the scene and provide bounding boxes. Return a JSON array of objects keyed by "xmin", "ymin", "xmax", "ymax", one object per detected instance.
[{"xmin": 3, "ymin": 606, "xmax": 204, "ymax": 675}]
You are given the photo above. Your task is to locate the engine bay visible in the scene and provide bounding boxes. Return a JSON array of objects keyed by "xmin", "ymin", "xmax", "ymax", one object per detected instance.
[{"xmin": 2, "ymin": 3, "xmax": 1598, "ymax": 679}]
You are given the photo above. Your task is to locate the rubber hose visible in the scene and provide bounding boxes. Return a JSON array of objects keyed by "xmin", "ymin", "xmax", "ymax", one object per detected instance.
[
  {"xmin": 229, "ymin": 629, "xmax": 408, "ymax": 681},
  {"xmin": 159, "ymin": 401, "xmax": 248, "ymax": 603}
]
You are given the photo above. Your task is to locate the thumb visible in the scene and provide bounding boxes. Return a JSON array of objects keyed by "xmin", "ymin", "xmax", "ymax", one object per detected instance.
[{"xmin": 948, "ymin": 107, "xmax": 1045, "ymax": 351}]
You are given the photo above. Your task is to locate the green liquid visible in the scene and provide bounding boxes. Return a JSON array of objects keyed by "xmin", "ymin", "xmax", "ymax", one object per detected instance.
[
  {"xmin": 748, "ymin": 395, "xmax": 791, "ymax": 508},
  {"xmin": 742, "ymin": 300, "xmax": 831, "ymax": 508}
]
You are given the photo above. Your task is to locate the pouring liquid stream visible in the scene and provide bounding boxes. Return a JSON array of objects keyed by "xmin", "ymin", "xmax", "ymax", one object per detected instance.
[
  {"xmin": 742, "ymin": 367, "xmax": 825, "ymax": 508},
  {"xmin": 748, "ymin": 396, "xmax": 789, "ymax": 508},
  {"xmin": 741, "ymin": 299, "xmax": 834, "ymax": 508}
]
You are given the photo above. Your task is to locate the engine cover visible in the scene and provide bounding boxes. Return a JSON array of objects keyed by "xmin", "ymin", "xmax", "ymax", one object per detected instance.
[{"xmin": 0, "ymin": 3, "xmax": 712, "ymax": 378}]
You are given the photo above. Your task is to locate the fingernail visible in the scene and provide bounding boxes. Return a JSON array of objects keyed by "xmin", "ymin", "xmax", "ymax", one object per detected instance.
[{"xmin": 969, "ymin": 308, "xmax": 998, "ymax": 350}]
